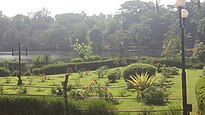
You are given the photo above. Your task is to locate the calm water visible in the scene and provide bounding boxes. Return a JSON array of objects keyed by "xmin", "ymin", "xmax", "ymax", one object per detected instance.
[{"xmin": 0, "ymin": 50, "xmax": 160, "ymax": 62}]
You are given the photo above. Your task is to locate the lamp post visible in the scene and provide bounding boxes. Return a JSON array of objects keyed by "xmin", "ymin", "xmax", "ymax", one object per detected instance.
[
  {"xmin": 12, "ymin": 43, "xmax": 28, "ymax": 85},
  {"xmin": 120, "ymin": 41, "xmax": 124, "ymax": 58},
  {"xmin": 176, "ymin": 0, "xmax": 192, "ymax": 114}
]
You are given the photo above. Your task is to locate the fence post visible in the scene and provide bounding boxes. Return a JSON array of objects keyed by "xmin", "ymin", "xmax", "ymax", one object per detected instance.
[{"xmin": 62, "ymin": 73, "xmax": 69, "ymax": 115}]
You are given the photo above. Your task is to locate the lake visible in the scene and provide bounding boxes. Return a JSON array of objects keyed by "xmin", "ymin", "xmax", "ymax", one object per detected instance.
[{"xmin": 0, "ymin": 50, "xmax": 161, "ymax": 62}]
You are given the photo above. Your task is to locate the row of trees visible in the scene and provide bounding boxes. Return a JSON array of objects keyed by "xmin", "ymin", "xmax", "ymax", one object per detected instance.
[{"xmin": 0, "ymin": 0, "xmax": 205, "ymax": 52}]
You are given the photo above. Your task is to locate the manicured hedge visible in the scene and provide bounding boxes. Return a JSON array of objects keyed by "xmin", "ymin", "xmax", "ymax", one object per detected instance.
[
  {"xmin": 195, "ymin": 77, "xmax": 205, "ymax": 114},
  {"xmin": 123, "ymin": 63, "xmax": 156, "ymax": 81},
  {"xmin": 0, "ymin": 67, "xmax": 10, "ymax": 77},
  {"xmin": 158, "ymin": 58, "xmax": 182, "ymax": 68},
  {"xmin": 0, "ymin": 96, "xmax": 116, "ymax": 115},
  {"xmin": 33, "ymin": 58, "xmax": 138, "ymax": 75}
]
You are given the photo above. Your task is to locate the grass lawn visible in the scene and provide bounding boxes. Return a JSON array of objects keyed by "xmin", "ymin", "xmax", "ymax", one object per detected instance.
[{"xmin": 0, "ymin": 68, "xmax": 203, "ymax": 115}]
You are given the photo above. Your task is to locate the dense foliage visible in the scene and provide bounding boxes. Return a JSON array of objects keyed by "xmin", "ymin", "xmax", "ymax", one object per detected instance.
[
  {"xmin": 195, "ymin": 77, "xmax": 205, "ymax": 114},
  {"xmin": 0, "ymin": 67, "xmax": 10, "ymax": 77},
  {"xmin": 0, "ymin": 96, "xmax": 116, "ymax": 115},
  {"xmin": 0, "ymin": 1, "xmax": 204, "ymax": 52}
]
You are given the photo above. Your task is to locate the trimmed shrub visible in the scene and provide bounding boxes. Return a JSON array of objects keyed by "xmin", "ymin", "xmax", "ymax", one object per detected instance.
[
  {"xmin": 123, "ymin": 63, "xmax": 156, "ymax": 81},
  {"xmin": 142, "ymin": 87, "xmax": 169, "ymax": 105},
  {"xmin": 70, "ymin": 58, "xmax": 83, "ymax": 63},
  {"xmin": 196, "ymin": 77, "xmax": 205, "ymax": 114},
  {"xmin": 193, "ymin": 63, "xmax": 205, "ymax": 69},
  {"xmin": 107, "ymin": 71, "xmax": 118, "ymax": 83},
  {"xmin": 32, "ymin": 68, "xmax": 42, "ymax": 75},
  {"xmin": 82, "ymin": 99, "xmax": 116, "ymax": 115},
  {"xmin": 96, "ymin": 66, "xmax": 108, "ymax": 78},
  {"xmin": 33, "ymin": 58, "xmax": 138, "ymax": 75},
  {"xmin": 41, "ymin": 64, "xmax": 68, "ymax": 75},
  {"xmin": 0, "ymin": 96, "xmax": 79, "ymax": 115},
  {"xmin": 203, "ymin": 66, "xmax": 205, "ymax": 76},
  {"xmin": 0, "ymin": 95, "xmax": 117, "ymax": 115},
  {"xmin": 0, "ymin": 67, "xmax": 10, "ymax": 77},
  {"xmin": 86, "ymin": 55, "xmax": 101, "ymax": 62},
  {"xmin": 161, "ymin": 67, "xmax": 179, "ymax": 77},
  {"xmin": 158, "ymin": 58, "xmax": 181, "ymax": 68}
]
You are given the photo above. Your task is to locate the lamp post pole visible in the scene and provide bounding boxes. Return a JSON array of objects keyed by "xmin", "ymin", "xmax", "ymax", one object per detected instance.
[
  {"xmin": 18, "ymin": 43, "xmax": 22, "ymax": 85},
  {"xmin": 12, "ymin": 43, "xmax": 28, "ymax": 85},
  {"xmin": 178, "ymin": 7, "xmax": 188, "ymax": 115},
  {"xmin": 177, "ymin": 3, "xmax": 192, "ymax": 114}
]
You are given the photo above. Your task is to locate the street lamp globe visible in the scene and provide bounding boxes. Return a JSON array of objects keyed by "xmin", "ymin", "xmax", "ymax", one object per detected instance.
[
  {"xmin": 176, "ymin": 0, "xmax": 185, "ymax": 7},
  {"xmin": 181, "ymin": 9, "xmax": 189, "ymax": 19}
]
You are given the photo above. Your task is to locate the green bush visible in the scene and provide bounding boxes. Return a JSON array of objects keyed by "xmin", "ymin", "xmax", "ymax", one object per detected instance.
[
  {"xmin": 96, "ymin": 66, "xmax": 108, "ymax": 78},
  {"xmin": 161, "ymin": 67, "xmax": 179, "ymax": 77},
  {"xmin": 0, "ymin": 96, "xmax": 79, "ymax": 115},
  {"xmin": 193, "ymin": 63, "xmax": 205, "ymax": 69},
  {"xmin": 107, "ymin": 71, "xmax": 118, "ymax": 83},
  {"xmin": 86, "ymin": 55, "xmax": 101, "ymax": 62},
  {"xmin": 123, "ymin": 63, "xmax": 156, "ymax": 81},
  {"xmin": 158, "ymin": 58, "xmax": 181, "ymax": 68},
  {"xmin": 32, "ymin": 68, "xmax": 42, "ymax": 75},
  {"xmin": 33, "ymin": 58, "xmax": 138, "ymax": 75},
  {"xmin": 82, "ymin": 99, "xmax": 116, "ymax": 115},
  {"xmin": 203, "ymin": 66, "xmax": 205, "ymax": 76},
  {"xmin": 142, "ymin": 87, "xmax": 169, "ymax": 105},
  {"xmin": 70, "ymin": 58, "xmax": 83, "ymax": 63},
  {"xmin": 41, "ymin": 64, "xmax": 68, "ymax": 75},
  {"xmin": 0, "ymin": 95, "xmax": 117, "ymax": 115},
  {"xmin": 0, "ymin": 67, "xmax": 10, "ymax": 77},
  {"xmin": 196, "ymin": 77, "xmax": 205, "ymax": 114}
]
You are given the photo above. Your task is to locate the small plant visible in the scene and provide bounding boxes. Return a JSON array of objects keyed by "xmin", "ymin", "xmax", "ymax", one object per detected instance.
[
  {"xmin": 78, "ymin": 70, "xmax": 84, "ymax": 78},
  {"xmin": 69, "ymin": 89, "xmax": 88, "ymax": 100},
  {"xmin": 36, "ymin": 87, "xmax": 43, "ymax": 92},
  {"xmin": 5, "ymin": 76, "xmax": 11, "ymax": 84},
  {"xmin": 16, "ymin": 87, "xmax": 27, "ymax": 95},
  {"xmin": 96, "ymin": 66, "xmax": 108, "ymax": 78},
  {"xmin": 84, "ymin": 70, "xmax": 90, "ymax": 75},
  {"xmin": 119, "ymin": 88, "xmax": 130, "ymax": 97},
  {"xmin": 107, "ymin": 71, "xmax": 118, "ymax": 83},
  {"xmin": 203, "ymin": 66, "xmax": 205, "ymax": 76},
  {"xmin": 74, "ymin": 76, "xmax": 81, "ymax": 87},
  {"xmin": 51, "ymin": 87, "xmax": 63, "ymax": 96},
  {"xmin": 27, "ymin": 76, "xmax": 34, "ymax": 86},
  {"xmin": 40, "ymin": 74, "xmax": 47, "ymax": 82},
  {"xmin": 0, "ymin": 85, "xmax": 4, "ymax": 94}
]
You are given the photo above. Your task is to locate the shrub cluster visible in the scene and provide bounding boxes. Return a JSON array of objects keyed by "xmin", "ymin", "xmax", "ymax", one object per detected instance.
[
  {"xmin": 0, "ymin": 95, "xmax": 116, "ymax": 115},
  {"xmin": 123, "ymin": 63, "xmax": 156, "ymax": 81},
  {"xmin": 0, "ymin": 67, "xmax": 10, "ymax": 77}
]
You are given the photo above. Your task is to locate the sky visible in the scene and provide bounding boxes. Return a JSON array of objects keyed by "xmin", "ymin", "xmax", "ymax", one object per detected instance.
[{"xmin": 0, "ymin": 0, "xmax": 176, "ymax": 17}]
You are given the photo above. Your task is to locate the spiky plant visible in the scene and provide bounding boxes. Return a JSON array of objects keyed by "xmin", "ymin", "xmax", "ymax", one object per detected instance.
[{"xmin": 127, "ymin": 72, "xmax": 156, "ymax": 92}]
